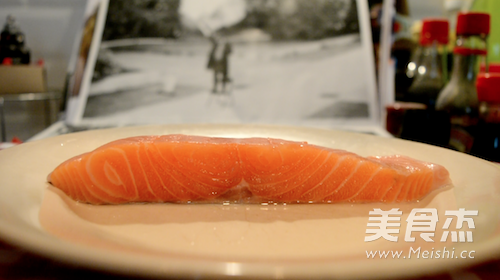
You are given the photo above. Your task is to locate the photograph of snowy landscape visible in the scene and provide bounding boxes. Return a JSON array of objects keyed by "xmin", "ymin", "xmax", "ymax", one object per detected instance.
[{"xmin": 80, "ymin": 0, "xmax": 378, "ymax": 129}]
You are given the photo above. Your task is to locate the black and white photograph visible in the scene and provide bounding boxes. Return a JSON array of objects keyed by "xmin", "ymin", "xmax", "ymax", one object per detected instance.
[
  {"xmin": 77, "ymin": 0, "xmax": 378, "ymax": 128},
  {"xmin": 65, "ymin": 0, "xmax": 108, "ymax": 125}
]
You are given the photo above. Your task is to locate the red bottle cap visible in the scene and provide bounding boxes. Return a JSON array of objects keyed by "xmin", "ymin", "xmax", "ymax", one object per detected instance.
[
  {"xmin": 453, "ymin": 47, "xmax": 487, "ymax": 56},
  {"xmin": 480, "ymin": 63, "xmax": 500, "ymax": 73},
  {"xmin": 456, "ymin": 12, "xmax": 490, "ymax": 36},
  {"xmin": 2, "ymin": 57, "xmax": 13, "ymax": 65},
  {"xmin": 476, "ymin": 73, "xmax": 500, "ymax": 103},
  {"xmin": 420, "ymin": 18, "xmax": 449, "ymax": 45}
]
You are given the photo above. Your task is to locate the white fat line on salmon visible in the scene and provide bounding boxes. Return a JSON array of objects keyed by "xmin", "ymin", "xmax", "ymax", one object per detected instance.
[
  {"xmin": 253, "ymin": 146, "xmax": 324, "ymax": 188},
  {"xmin": 144, "ymin": 145, "xmax": 179, "ymax": 200},
  {"xmin": 384, "ymin": 176, "xmax": 404, "ymax": 203},
  {"xmin": 371, "ymin": 170, "xmax": 393, "ymax": 203},
  {"xmin": 269, "ymin": 138, "xmax": 285, "ymax": 164},
  {"xmin": 301, "ymin": 154, "xmax": 346, "ymax": 198},
  {"xmin": 69, "ymin": 163, "xmax": 97, "ymax": 203},
  {"xmin": 401, "ymin": 174, "xmax": 416, "ymax": 202},
  {"xmin": 136, "ymin": 144, "xmax": 160, "ymax": 202},
  {"xmin": 112, "ymin": 147, "xmax": 140, "ymax": 199},
  {"xmin": 120, "ymin": 147, "xmax": 141, "ymax": 200},
  {"xmin": 87, "ymin": 152, "xmax": 127, "ymax": 199},
  {"xmin": 165, "ymin": 144, "xmax": 233, "ymax": 196},
  {"xmin": 409, "ymin": 172, "xmax": 429, "ymax": 201},
  {"xmin": 150, "ymin": 145, "xmax": 207, "ymax": 199},
  {"xmin": 76, "ymin": 160, "xmax": 108, "ymax": 204},
  {"xmin": 408, "ymin": 172, "xmax": 428, "ymax": 201},
  {"xmin": 275, "ymin": 151, "xmax": 333, "ymax": 197},
  {"xmin": 365, "ymin": 247, "xmax": 476, "ymax": 259},
  {"xmin": 60, "ymin": 164, "xmax": 79, "ymax": 202},
  {"xmin": 420, "ymin": 173, "xmax": 434, "ymax": 200},
  {"xmin": 331, "ymin": 157, "xmax": 363, "ymax": 194},
  {"xmin": 399, "ymin": 174, "xmax": 416, "ymax": 202},
  {"xmin": 345, "ymin": 165, "xmax": 383, "ymax": 201}
]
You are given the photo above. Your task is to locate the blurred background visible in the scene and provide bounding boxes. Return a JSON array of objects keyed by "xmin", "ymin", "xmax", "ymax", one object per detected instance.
[
  {"xmin": 0, "ymin": 0, "xmax": 441, "ymax": 141},
  {"xmin": 1, "ymin": 0, "xmax": 498, "ymax": 164}
]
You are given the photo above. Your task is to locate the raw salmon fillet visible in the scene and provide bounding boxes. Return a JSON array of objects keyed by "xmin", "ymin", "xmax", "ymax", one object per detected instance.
[{"xmin": 47, "ymin": 135, "xmax": 451, "ymax": 204}]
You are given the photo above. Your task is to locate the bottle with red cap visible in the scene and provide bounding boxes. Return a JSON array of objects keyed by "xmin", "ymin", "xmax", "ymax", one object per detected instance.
[
  {"xmin": 405, "ymin": 18, "xmax": 449, "ymax": 108},
  {"xmin": 470, "ymin": 73, "xmax": 500, "ymax": 162},
  {"xmin": 435, "ymin": 12, "xmax": 490, "ymax": 153}
]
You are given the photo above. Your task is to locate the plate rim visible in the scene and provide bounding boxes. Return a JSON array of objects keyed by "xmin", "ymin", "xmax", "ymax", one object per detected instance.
[{"xmin": 1, "ymin": 123, "xmax": 500, "ymax": 279}]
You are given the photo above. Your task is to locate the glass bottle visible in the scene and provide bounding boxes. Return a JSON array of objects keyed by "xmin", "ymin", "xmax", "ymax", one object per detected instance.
[
  {"xmin": 406, "ymin": 19, "xmax": 449, "ymax": 108},
  {"xmin": 470, "ymin": 73, "xmax": 500, "ymax": 162},
  {"xmin": 435, "ymin": 12, "xmax": 490, "ymax": 153},
  {"xmin": 392, "ymin": 0, "xmax": 415, "ymax": 101},
  {"xmin": 405, "ymin": 45, "xmax": 421, "ymax": 82}
]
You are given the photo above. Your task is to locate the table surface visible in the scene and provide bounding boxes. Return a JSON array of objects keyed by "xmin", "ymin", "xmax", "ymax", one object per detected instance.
[{"xmin": 1, "ymin": 239, "xmax": 499, "ymax": 280}]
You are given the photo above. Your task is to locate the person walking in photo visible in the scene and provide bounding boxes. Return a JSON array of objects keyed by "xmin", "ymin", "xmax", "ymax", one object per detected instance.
[{"xmin": 207, "ymin": 35, "xmax": 232, "ymax": 94}]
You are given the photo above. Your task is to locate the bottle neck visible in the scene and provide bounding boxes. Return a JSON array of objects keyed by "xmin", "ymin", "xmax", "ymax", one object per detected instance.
[
  {"xmin": 449, "ymin": 53, "xmax": 479, "ymax": 84},
  {"xmin": 456, "ymin": 34, "xmax": 487, "ymax": 51},
  {"xmin": 419, "ymin": 42, "xmax": 443, "ymax": 80},
  {"xmin": 453, "ymin": 34, "xmax": 488, "ymax": 74}
]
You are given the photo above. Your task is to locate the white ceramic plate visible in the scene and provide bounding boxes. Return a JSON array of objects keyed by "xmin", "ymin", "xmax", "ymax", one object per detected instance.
[{"xmin": 0, "ymin": 124, "xmax": 499, "ymax": 279}]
